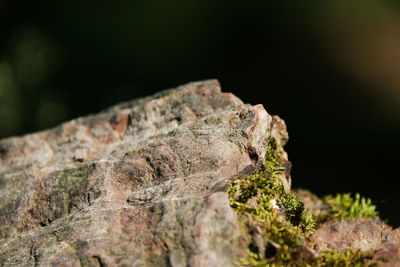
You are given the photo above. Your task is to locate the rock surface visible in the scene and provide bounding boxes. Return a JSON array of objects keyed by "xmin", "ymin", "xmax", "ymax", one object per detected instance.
[
  {"xmin": 0, "ymin": 80, "xmax": 289, "ymax": 266},
  {"xmin": 0, "ymin": 79, "xmax": 399, "ymax": 266},
  {"xmin": 298, "ymin": 190, "xmax": 400, "ymax": 266},
  {"xmin": 311, "ymin": 218, "xmax": 388, "ymax": 252}
]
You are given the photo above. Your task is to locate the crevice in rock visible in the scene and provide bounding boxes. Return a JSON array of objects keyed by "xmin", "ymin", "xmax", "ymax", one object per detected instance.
[
  {"xmin": 29, "ymin": 244, "xmax": 39, "ymax": 267},
  {"xmin": 92, "ymin": 256, "xmax": 105, "ymax": 267}
]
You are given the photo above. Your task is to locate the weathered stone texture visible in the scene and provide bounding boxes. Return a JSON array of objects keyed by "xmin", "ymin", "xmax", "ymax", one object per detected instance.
[
  {"xmin": 0, "ymin": 80, "xmax": 288, "ymax": 266},
  {"xmin": 298, "ymin": 189, "xmax": 400, "ymax": 266},
  {"xmin": 1, "ymin": 80, "xmax": 399, "ymax": 266},
  {"xmin": 311, "ymin": 218, "xmax": 388, "ymax": 252}
]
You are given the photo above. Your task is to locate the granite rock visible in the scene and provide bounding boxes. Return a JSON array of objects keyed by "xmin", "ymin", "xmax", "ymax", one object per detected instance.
[
  {"xmin": 0, "ymin": 80, "xmax": 289, "ymax": 266},
  {"xmin": 1, "ymin": 80, "xmax": 399, "ymax": 266}
]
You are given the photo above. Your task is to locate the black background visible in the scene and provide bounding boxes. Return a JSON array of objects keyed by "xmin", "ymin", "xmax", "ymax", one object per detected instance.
[{"xmin": 1, "ymin": 1, "xmax": 399, "ymax": 226}]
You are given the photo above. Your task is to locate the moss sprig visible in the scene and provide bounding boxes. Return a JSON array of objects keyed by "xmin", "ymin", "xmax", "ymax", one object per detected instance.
[
  {"xmin": 311, "ymin": 247, "xmax": 375, "ymax": 267},
  {"xmin": 228, "ymin": 139, "xmax": 315, "ymax": 264},
  {"xmin": 323, "ymin": 193, "xmax": 378, "ymax": 220}
]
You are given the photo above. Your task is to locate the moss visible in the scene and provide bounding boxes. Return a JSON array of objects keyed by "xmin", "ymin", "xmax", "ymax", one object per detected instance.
[
  {"xmin": 323, "ymin": 193, "xmax": 378, "ymax": 221},
  {"xmin": 312, "ymin": 248, "xmax": 375, "ymax": 267},
  {"xmin": 227, "ymin": 139, "xmax": 380, "ymax": 266},
  {"xmin": 228, "ymin": 139, "xmax": 315, "ymax": 265},
  {"xmin": 281, "ymin": 192, "xmax": 305, "ymax": 228}
]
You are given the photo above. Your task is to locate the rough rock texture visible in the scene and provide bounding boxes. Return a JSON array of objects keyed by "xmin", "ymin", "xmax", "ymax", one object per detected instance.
[
  {"xmin": 0, "ymin": 80, "xmax": 289, "ymax": 266},
  {"xmin": 311, "ymin": 218, "xmax": 388, "ymax": 252},
  {"xmin": 310, "ymin": 218, "xmax": 400, "ymax": 266},
  {"xmin": 298, "ymin": 190, "xmax": 400, "ymax": 266},
  {"xmin": 1, "ymin": 79, "xmax": 399, "ymax": 266}
]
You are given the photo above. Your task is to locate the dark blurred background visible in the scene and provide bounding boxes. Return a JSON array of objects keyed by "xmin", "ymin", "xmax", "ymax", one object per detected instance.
[{"xmin": 1, "ymin": 1, "xmax": 399, "ymax": 225}]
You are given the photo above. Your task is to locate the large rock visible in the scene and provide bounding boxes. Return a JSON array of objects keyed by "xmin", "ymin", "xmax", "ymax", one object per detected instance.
[
  {"xmin": 2, "ymin": 80, "xmax": 399, "ymax": 266},
  {"xmin": 0, "ymin": 80, "xmax": 289, "ymax": 266}
]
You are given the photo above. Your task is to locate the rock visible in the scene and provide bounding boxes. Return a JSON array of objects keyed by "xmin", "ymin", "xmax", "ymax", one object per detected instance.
[
  {"xmin": 374, "ymin": 228, "xmax": 400, "ymax": 266},
  {"xmin": 1, "ymin": 79, "xmax": 398, "ymax": 266},
  {"xmin": 311, "ymin": 218, "xmax": 388, "ymax": 252},
  {"xmin": 299, "ymin": 189, "xmax": 400, "ymax": 265},
  {"xmin": 0, "ymin": 80, "xmax": 289, "ymax": 266}
]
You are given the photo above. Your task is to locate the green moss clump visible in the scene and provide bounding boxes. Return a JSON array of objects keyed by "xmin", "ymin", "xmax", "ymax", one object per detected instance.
[
  {"xmin": 323, "ymin": 193, "xmax": 378, "ymax": 220},
  {"xmin": 228, "ymin": 139, "xmax": 315, "ymax": 265},
  {"xmin": 227, "ymin": 139, "xmax": 380, "ymax": 266},
  {"xmin": 312, "ymin": 248, "xmax": 375, "ymax": 267}
]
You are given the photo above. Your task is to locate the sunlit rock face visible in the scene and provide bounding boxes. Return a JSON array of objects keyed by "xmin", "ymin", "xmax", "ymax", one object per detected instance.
[
  {"xmin": 3, "ymin": 80, "xmax": 399, "ymax": 266},
  {"xmin": 0, "ymin": 80, "xmax": 290, "ymax": 266}
]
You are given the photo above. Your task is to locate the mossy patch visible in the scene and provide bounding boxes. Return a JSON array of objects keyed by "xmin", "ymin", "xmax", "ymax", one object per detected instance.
[
  {"xmin": 312, "ymin": 247, "xmax": 375, "ymax": 267},
  {"xmin": 227, "ymin": 139, "xmax": 380, "ymax": 266},
  {"xmin": 323, "ymin": 193, "xmax": 378, "ymax": 221},
  {"xmin": 228, "ymin": 139, "xmax": 315, "ymax": 265}
]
